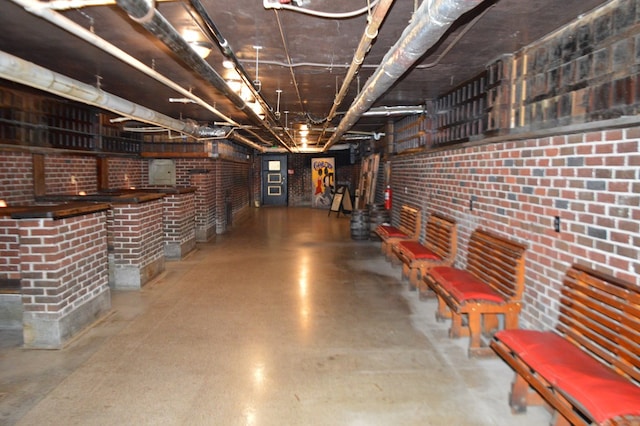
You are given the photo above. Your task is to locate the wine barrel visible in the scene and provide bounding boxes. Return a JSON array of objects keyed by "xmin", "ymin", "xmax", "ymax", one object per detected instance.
[
  {"xmin": 368, "ymin": 203, "xmax": 391, "ymax": 240},
  {"xmin": 350, "ymin": 209, "xmax": 370, "ymax": 240}
]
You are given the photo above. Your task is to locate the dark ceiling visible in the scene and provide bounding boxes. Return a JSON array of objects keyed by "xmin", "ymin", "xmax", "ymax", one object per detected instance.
[{"xmin": 0, "ymin": 0, "xmax": 607, "ymax": 152}]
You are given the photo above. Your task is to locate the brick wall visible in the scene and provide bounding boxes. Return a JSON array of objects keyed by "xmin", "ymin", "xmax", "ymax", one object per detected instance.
[
  {"xmin": 0, "ymin": 217, "xmax": 21, "ymax": 284},
  {"xmin": 107, "ymin": 157, "xmax": 146, "ymax": 189},
  {"xmin": 19, "ymin": 212, "xmax": 108, "ymax": 315},
  {"xmin": 390, "ymin": 128, "xmax": 639, "ymax": 330},
  {"xmin": 162, "ymin": 191, "xmax": 196, "ymax": 258},
  {"xmin": 109, "ymin": 199, "xmax": 164, "ymax": 289},
  {"xmin": 0, "ymin": 152, "xmax": 34, "ymax": 204},
  {"xmin": 45, "ymin": 154, "xmax": 97, "ymax": 195}
]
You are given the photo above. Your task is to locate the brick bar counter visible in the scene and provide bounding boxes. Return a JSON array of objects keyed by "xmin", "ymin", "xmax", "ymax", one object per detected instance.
[
  {"xmin": 1, "ymin": 202, "xmax": 111, "ymax": 349},
  {"xmin": 102, "ymin": 188, "xmax": 197, "ymax": 260},
  {"xmin": 38, "ymin": 193, "xmax": 166, "ymax": 290},
  {"xmin": 102, "ymin": 193, "xmax": 166, "ymax": 290}
]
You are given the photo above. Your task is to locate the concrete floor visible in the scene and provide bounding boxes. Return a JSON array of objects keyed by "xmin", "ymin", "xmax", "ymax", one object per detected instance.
[{"xmin": 0, "ymin": 207, "xmax": 550, "ymax": 426}]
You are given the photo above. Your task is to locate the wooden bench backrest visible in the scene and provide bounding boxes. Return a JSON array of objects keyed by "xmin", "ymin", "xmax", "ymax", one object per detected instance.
[
  {"xmin": 557, "ymin": 264, "xmax": 640, "ymax": 385},
  {"xmin": 466, "ymin": 229, "xmax": 527, "ymax": 302},
  {"xmin": 424, "ymin": 213, "xmax": 457, "ymax": 262},
  {"xmin": 398, "ymin": 205, "xmax": 421, "ymax": 239}
]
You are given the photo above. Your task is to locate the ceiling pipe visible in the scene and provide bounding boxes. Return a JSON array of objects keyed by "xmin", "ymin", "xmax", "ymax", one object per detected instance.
[
  {"xmin": 229, "ymin": 132, "xmax": 267, "ymax": 153},
  {"xmin": 0, "ymin": 50, "xmax": 221, "ymax": 139},
  {"xmin": 317, "ymin": 0, "xmax": 395, "ymax": 143},
  {"xmin": 115, "ymin": 0, "xmax": 293, "ymax": 152},
  {"xmin": 323, "ymin": 0, "xmax": 485, "ymax": 151},
  {"xmin": 11, "ymin": 0, "xmax": 246, "ymax": 130},
  {"xmin": 186, "ymin": 0, "xmax": 279, "ymax": 128}
]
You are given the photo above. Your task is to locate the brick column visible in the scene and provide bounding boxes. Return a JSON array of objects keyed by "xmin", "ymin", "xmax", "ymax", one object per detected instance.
[
  {"xmin": 162, "ymin": 191, "xmax": 196, "ymax": 259},
  {"xmin": 19, "ymin": 212, "xmax": 110, "ymax": 348},
  {"xmin": 109, "ymin": 198, "xmax": 165, "ymax": 289}
]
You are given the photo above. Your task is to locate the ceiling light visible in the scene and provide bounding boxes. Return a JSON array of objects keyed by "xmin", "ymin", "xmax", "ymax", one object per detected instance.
[
  {"xmin": 222, "ymin": 59, "xmax": 234, "ymax": 69},
  {"xmin": 189, "ymin": 41, "xmax": 213, "ymax": 59}
]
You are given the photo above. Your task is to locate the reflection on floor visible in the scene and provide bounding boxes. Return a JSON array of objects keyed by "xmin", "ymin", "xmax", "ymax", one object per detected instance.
[{"xmin": 0, "ymin": 207, "xmax": 549, "ymax": 425}]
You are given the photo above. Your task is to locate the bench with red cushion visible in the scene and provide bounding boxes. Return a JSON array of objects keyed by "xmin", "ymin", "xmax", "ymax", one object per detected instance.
[
  {"xmin": 423, "ymin": 229, "xmax": 527, "ymax": 357},
  {"xmin": 374, "ymin": 205, "xmax": 420, "ymax": 260},
  {"xmin": 491, "ymin": 265, "xmax": 640, "ymax": 425},
  {"xmin": 391, "ymin": 213, "xmax": 457, "ymax": 292}
]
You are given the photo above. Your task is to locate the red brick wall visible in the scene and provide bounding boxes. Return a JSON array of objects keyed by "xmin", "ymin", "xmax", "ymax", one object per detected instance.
[
  {"xmin": 107, "ymin": 157, "xmax": 146, "ymax": 189},
  {"xmin": 390, "ymin": 128, "xmax": 640, "ymax": 330},
  {"xmin": 162, "ymin": 192, "xmax": 196, "ymax": 247},
  {"xmin": 0, "ymin": 217, "xmax": 21, "ymax": 282},
  {"xmin": 0, "ymin": 152, "xmax": 34, "ymax": 204},
  {"xmin": 174, "ymin": 158, "xmax": 217, "ymax": 238},
  {"xmin": 45, "ymin": 154, "xmax": 97, "ymax": 195},
  {"xmin": 110, "ymin": 200, "xmax": 164, "ymax": 269},
  {"xmin": 19, "ymin": 212, "xmax": 108, "ymax": 315}
]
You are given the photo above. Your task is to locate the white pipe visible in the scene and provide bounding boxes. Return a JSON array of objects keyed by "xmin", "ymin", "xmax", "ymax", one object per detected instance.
[
  {"xmin": 12, "ymin": 0, "xmax": 240, "ymax": 128},
  {"xmin": 0, "ymin": 50, "xmax": 202, "ymax": 136}
]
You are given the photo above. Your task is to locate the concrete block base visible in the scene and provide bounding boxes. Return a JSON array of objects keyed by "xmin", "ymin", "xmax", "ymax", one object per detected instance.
[
  {"xmin": 164, "ymin": 237, "xmax": 196, "ymax": 260},
  {"xmin": 0, "ymin": 294, "xmax": 23, "ymax": 330},
  {"xmin": 110, "ymin": 257, "xmax": 165, "ymax": 290},
  {"xmin": 22, "ymin": 288, "xmax": 111, "ymax": 349}
]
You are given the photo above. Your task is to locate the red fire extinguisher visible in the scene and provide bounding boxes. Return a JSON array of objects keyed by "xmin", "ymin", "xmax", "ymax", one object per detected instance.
[{"xmin": 384, "ymin": 185, "xmax": 392, "ymax": 210}]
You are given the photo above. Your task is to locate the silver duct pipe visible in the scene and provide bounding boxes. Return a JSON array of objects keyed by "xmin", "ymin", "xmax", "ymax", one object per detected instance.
[
  {"xmin": 318, "ymin": 0, "xmax": 395, "ymax": 143},
  {"xmin": 323, "ymin": 0, "xmax": 485, "ymax": 151},
  {"xmin": 0, "ymin": 50, "xmax": 217, "ymax": 139},
  {"xmin": 360, "ymin": 105, "xmax": 426, "ymax": 117},
  {"xmin": 115, "ymin": 0, "xmax": 292, "ymax": 152}
]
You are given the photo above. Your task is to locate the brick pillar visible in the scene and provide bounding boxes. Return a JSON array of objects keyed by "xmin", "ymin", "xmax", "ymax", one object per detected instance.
[
  {"xmin": 190, "ymin": 171, "xmax": 216, "ymax": 242},
  {"xmin": 109, "ymin": 199, "xmax": 165, "ymax": 289},
  {"xmin": 19, "ymin": 212, "xmax": 110, "ymax": 348},
  {"xmin": 162, "ymin": 191, "xmax": 196, "ymax": 259}
]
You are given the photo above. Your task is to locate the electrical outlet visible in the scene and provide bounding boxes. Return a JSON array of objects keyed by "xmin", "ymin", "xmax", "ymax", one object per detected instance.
[{"xmin": 554, "ymin": 216, "xmax": 561, "ymax": 232}]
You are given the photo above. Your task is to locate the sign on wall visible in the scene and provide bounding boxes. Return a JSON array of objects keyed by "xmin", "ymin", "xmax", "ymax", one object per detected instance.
[{"xmin": 311, "ymin": 157, "xmax": 335, "ymax": 209}]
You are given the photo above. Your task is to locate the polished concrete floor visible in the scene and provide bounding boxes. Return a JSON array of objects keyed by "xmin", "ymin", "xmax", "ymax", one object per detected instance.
[{"xmin": 0, "ymin": 207, "xmax": 549, "ymax": 426}]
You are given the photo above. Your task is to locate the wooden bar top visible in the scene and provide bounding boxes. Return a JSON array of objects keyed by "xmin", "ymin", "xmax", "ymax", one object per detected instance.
[
  {"xmin": 0, "ymin": 202, "xmax": 110, "ymax": 219},
  {"xmin": 36, "ymin": 192, "xmax": 165, "ymax": 204}
]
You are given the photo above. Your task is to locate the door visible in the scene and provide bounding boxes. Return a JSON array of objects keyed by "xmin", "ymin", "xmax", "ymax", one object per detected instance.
[{"xmin": 261, "ymin": 154, "xmax": 287, "ymax": 206}]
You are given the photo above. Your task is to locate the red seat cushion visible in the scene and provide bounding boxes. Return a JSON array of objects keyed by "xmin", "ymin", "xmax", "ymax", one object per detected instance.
[
  {"xmin": 376, "ymin": 225, "xmax": 408, "ymax": 238},
  {"xmin": 397, "ymin": 241, "xmax": 442, "ymax": 261},
  {"xmin": 494, "ymin": 329, "xmax": 640, "ymax": 423},
  {"xmin": 429, "ymin": 267, "xmax": 504, "ymax": 303}
]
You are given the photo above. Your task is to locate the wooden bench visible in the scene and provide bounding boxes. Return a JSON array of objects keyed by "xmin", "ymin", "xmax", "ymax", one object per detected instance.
[
  {"xmin": 423, "ymin": 229, "xmax": 527, "ymax": 357},
  {"xmin": 374, "ymin": 205, "xmax": 421, "ymax": 260},
  {"xmin": 391, "ymin": 213, "xmax": 457, "ymax": 292},
  {"xmin": 490, "ymin": 264, "xmax": 640, "ymax": 426}
]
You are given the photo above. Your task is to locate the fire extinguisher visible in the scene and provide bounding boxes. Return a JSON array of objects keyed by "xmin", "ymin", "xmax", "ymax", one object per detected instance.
[{"xmin": 384, "ymin": 185, "xmax": 392, "ymax": 210}]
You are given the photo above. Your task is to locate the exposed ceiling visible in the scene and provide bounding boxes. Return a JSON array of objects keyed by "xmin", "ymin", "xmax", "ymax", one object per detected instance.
[{"xmin": 0, "ymin": 0, "xmax": 607, "ymax": 152}]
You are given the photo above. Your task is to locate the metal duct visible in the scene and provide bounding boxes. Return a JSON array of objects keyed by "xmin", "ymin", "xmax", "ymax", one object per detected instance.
[
  {"xmin": 0, "ymin": 50, "xmax": 218, "ymax": 139},
  {"xmin": 115, "ymin": 0, "xmax": 292, "ymax": 151},
  {"xmin": 318, "ymin": 0, "xmax": 394, "ymax": 143},
  {"xmin": 323, "ymin": 0, "xmax": 485, "ymax": 151}
]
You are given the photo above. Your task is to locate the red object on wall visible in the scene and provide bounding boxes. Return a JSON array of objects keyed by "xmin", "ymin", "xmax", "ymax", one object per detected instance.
[{"xmin": 384, "ymin": 185, "xmax": 392, "ymax": 210}]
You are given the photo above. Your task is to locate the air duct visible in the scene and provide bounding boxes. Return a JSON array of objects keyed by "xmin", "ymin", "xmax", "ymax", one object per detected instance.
[{"xmin": 323, "ymin": 0, "xmax": 485, "ymax": 151}]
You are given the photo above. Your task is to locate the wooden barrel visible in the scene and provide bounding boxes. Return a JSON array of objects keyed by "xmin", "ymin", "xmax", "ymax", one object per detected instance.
[
  {"xmin": 368, "ymin": 203, "xmax": 390, "ymax": 240},
  {"xmin": 350, "ymin": 209, "xmax": 370, "ymax": 240}
]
